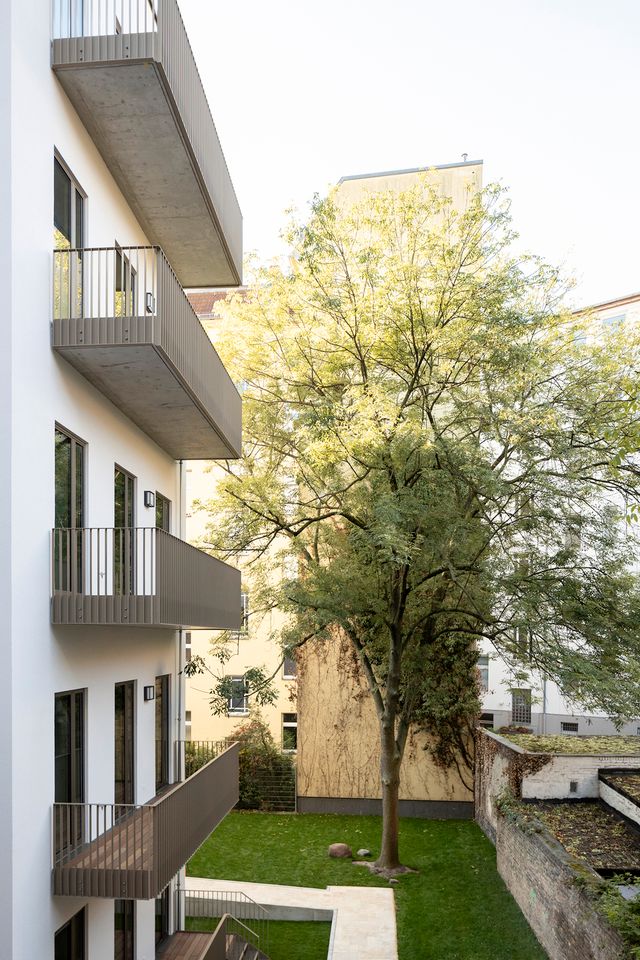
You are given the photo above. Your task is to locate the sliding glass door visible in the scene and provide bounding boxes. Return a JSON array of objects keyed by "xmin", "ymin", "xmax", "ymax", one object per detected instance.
[{"xmin": 114, "ymin": 681, "xmax": 135, "ymax": 807}]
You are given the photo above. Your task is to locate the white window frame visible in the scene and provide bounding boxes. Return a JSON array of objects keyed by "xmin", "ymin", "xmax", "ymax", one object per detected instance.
[
  {"xmin": 227, "ymin": 676, "xmax": 249, "ymax": 716},
  {"xmin": 282, "ymin": 713, "xmax": 297, "ymax": 753}
]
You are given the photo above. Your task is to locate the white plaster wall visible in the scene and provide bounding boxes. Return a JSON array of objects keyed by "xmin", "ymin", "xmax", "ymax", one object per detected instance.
[
  {"xmin": 0, "ymin": 2, "xmax": 14, "ymax": 955},
  {"xmin": 600, "ymin": 781, "xmax": 640, "ymax": 827},
  {"xmin": 521, "ymin": 755, "xmax": 640, "ymax": 800},
  {"xmin": 7, "ymin": 1, "xmax": 184, "ymax": 956},
  {"xmin": 478, "ymin": 641, "xmax": 640, "ymax": 733}
]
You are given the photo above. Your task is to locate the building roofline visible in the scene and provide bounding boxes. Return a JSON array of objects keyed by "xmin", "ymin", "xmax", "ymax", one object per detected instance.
[
  {"xmin": 338, "ymin": 159, "xmax": 483, "ymax": 185},
  {"xmin": 578, "ymin": 291, "xmax": 640, "ymax": 313}
]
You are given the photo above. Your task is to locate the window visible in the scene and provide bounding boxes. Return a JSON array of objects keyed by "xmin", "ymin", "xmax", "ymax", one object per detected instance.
[
  {"xmin": 54, "ymin": 156, "xmax": 84, "ymax": 250},
  {"xmin": 55, "ymin": 907, "xmax": 85, "ymax": 960},
  {"xmin": 602, "ymin": 313, "xmax": 625, "ymax": 328},
  {"xmin": 511, "ymin": 689, "xmax": 532, "ymax": 725},
  {"xmin": 54, "ymin": 427, "xmax": 85, "ymax": 593},
  {"xmin": 283, "ymin": 652, "xmax": 297, "ymax": 679},
  {"xmin": 240, "ymin": 592, "xmax": 249, "ymax": 634},
  {"xmin": 114, "ymin": 466, "xmax": 136, "ymax": 595},
  {"xmin": 114, "ymin": 681, "xmax": 135, "ymax": 806},
  {"xmin": 479, "ymin": 712, "xmax": 494, "ymax": 729},
  {"xmin": 55, "ymin": 689, "xmax": 85, "ymax": 858},
  {"xmin": 514, "ymin": 626, "xmax": 531, "ymax": 661},
  {"xmin": 185, "ymin": 710, "xmax": 192, "ymax": 741},
  {"xmin": 227, "ymin": 676, "xmax": 248, "ymax": 715},
  {"xmin": 155, "ymin": 492, "xmax": 171, "ymax": 532},
  {"xmin": 185, "ymin": 631, "xmax": 192, "ymax": 663},
  {"xmin": 54, "ymin": 156, "xmax": 84, "ymax": 321},
  {"xmin": 155, "ymin": 675, "xmax": 170, "ymax": 792},
  {"xmin": 114, "ymin": 900, "xmax": 135, "ymax": 960},
  {"xmin": 477, "ymin": 655, "xmax": 489, "ymax": 692},
  {"xmin": 282, "ymin": 713, "xmax": 297, "ymax": 752},
  {"xmin": 561, "ymin": 721, "xmax": 579, "ymax": 733},
  {"xmin": 115, "ymin": 245, "xmax": 137, "ymax": 317}
]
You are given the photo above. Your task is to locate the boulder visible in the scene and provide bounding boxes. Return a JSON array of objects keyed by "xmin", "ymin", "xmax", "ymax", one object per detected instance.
[
  {"xmin": 328, "ymin": 842, "xmax": 353, "ymax": 858},
  {"xmin": 356, "ymin": 848, "xmax": 372, "ymax": 858}
]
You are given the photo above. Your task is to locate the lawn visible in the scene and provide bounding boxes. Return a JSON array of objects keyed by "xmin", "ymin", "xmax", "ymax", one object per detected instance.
[{"xmin": 188, "ymin": 812, "xmax": 548, "ymax": 960}]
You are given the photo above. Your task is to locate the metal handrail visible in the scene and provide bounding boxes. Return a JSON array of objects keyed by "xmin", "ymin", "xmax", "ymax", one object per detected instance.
[{"xmin": 180, "ymin": 891, "xmax": 269, "ymax": 957}]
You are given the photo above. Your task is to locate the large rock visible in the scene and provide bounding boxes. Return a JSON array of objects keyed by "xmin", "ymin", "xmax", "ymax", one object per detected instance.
[
  {"xmin": 357, "ymin": 848, "xmax": 372, "ymax": 858},
  {"xmin": 328, "ymin": 842, "xmax": 353, "ymax": 858}
]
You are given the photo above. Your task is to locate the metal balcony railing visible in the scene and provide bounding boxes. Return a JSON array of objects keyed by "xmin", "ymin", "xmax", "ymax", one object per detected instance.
[
  {"xmin": 52, "ymin": 245, "xmax": 241, "ymax": 459},
  {"xmin": 180, "ymin": 889, "xmax": 270, "ymax": 958},
  {"xmin": 51, "ymin": 0, "xmax": 242, "ymax": 286},
  {"xmin": 51, "ymin": 527, "xmax": 241, "ymax": 629},
  {"xmin": 53, "ymin": 742, "xmax": 239, "ymax": 899}
]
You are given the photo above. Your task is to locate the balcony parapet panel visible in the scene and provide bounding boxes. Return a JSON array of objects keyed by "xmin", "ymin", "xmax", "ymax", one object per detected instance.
[
  {"xmin": 51, "ymin": 526, "xmax": 241, "ymax": 629},
  {"xmin": 51, "ymin": 0, "xmax": 242, "ymax": 286},
  {"xmin": 53, "ymin": 742, "xmax": 239, "ymax": 899},
  {"xmin": 53, "ymin": 246, "xmax": 241, "ymax": 459}
]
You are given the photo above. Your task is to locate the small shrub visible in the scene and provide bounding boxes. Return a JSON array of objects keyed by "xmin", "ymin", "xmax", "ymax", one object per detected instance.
[{"xmin": 230, "ymin": 714, "xmax": 295, "ymax": 810}]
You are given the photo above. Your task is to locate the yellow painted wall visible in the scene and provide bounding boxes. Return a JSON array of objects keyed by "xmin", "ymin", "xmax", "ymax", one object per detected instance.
[
  {"xmin": 337, "ymin": 160, "xmax": 483, "ymax": 210},
  {"xmin": 184, "ymin": 460, "xmax": 297, "ymax": 747},
  {"xmin": 297, "ymin": 633, "xmax": 473, "ymax": 803}
]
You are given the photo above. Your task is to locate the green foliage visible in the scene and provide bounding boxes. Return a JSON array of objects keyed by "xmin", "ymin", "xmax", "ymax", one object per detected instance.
[
  {"xmin": 183, "ymin": 652, "xmax": 278, "ymax": 716},
  {"xmin": 229, "ymin": 714, "xmax": 295, "ymax": 810},
  {"xmin": 597, "ymin": 877, "xmax": 640, "ymax": 959},
  {"xmin": 198, "ymin": 175, "xmax": 640, "ymax": 863}
]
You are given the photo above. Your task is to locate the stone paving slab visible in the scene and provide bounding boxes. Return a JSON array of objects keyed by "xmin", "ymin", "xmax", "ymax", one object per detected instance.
[{"xmin": 187, "ymin": 876, "xmax": 398, "ymax": 960}]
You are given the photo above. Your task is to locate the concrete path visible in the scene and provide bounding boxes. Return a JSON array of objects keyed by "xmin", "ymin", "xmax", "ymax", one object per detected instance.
[{"xmin": 187, "ymin": 876, "xmax": 398, "ymax": 960}]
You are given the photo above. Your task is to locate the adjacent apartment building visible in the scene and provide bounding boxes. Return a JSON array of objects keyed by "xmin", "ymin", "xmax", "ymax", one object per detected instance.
[
  {"xmin": 181, "ymin": 292, "xmax": 297, "ymax": 754},
  {"xmin": 0, "ymin": 1, "xmax": 243, "ymax": 957},
  {"xmin": 479, "ymin": 291, "xmax": 640, "ymax": 736}
]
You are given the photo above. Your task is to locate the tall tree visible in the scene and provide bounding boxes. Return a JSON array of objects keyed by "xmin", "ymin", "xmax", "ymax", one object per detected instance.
[{"xmin": 196, "ymin": 180, "xmax": 640, "ymax": 872}]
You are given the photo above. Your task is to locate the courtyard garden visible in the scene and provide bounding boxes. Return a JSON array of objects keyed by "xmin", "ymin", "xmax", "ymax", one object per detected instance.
[{"xmin": 187, "ymin": 811, "xmax": 548, "ymax": 960}]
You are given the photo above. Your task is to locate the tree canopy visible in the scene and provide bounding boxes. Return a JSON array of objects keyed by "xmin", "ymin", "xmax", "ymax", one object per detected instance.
[{"xmin": 196, "ymin": 178, "xmax": 640, "ymax": 870}]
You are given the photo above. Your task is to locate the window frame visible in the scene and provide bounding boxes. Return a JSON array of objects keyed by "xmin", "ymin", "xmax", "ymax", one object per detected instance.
[
  {"xmin": 227, "ymin": 675, "xmax": 249, "ymax": 716},
  {"xmin": 54, "ymin": 151, "xmax": 86, "ymax": 250},
  {"xmin": 282, "ymin": 712, "xmax": 297, "ymax": 753},
  {"xmin": 511, "ymin": 688, "xmax": 532, "ymax": 725},
  {"xmin": 477, "ymin": 655, "xmax": 489, "ymax": 693}
]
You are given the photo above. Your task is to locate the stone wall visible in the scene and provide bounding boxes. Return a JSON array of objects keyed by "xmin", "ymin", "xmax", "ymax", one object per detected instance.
[
  {"xmin": 475, "ymin": 729, "xmax": 552, "ymax": 840},
  {"xmin": 496, "ymin": 816, "xmax": 626, "ymax": 960}
]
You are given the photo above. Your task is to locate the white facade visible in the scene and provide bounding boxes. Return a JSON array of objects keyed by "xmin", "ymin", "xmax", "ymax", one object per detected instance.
[
  {"xmin": 479, "ymin": 292, "xmax": 640, "ymax": 737},
  {"xmin": 0, "ymin": 2, "xmax": 241, "ymax": 958}
]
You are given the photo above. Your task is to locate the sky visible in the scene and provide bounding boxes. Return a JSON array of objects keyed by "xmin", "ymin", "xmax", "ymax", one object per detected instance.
[{"xmin": 180, "ymin": 0, "xmax": 640, "ymax": 308}]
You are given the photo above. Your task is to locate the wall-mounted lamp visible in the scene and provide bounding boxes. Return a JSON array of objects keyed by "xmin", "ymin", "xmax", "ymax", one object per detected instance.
[
  {"xmin": 143, "ymin": 685, "xmax": 155, "ymax": 701},
  {"xmin": 146, "ymin": 292, "xmax": 156, "ymax": 314},
  {"xmin": 144, "ymin": 490, "xmax": 155, "ymax": 508}
]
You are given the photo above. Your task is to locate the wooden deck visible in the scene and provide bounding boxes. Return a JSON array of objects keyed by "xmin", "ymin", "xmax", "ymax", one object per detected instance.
[{"xmin": 156, "ymin": 931, "xmax": 216, "ymax": 960}]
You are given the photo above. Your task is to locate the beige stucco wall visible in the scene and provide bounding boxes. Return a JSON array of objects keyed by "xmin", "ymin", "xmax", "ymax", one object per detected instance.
[
  {"xmin": 184, "ymin": 460, "xmax": 296, "ymax": 747},
  {"xmin": 297, "ymin": 633, "xmax": 472, "ymax": 803},
  {"xmin": 337, "ymin": 160, "xmax": 483, "ymax": 210}
]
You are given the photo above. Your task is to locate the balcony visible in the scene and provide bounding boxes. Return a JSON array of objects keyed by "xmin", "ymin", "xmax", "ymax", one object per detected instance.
[
  {"xmin": 51, "ymin": 527, "xmax": 241, "ymax": 629},
  {"xmin": 51, "ymin": 0, "xmax": 242, "ymax": 287},
  {"xmin": 53, "ymin": 246, "xmax": 241, "ymax": 460},
  {"xmin": 53, "ymin": 742, "xmax": 239, "ymax": 899}
]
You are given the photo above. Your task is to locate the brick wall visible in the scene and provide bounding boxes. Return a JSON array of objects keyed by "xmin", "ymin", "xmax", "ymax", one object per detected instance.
[{"xmin": 496, "ymin": 817, "xmax": 626, "ymax": 960}]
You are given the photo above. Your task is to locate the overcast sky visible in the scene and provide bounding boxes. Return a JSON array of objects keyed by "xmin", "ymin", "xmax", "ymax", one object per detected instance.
[{"xmin": 181, "ymin": 0, "xmax": 639, "ymax": 307}]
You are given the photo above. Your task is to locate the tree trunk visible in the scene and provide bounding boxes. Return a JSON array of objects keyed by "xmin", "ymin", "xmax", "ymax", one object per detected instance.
[{"xmin": 376, "ymin": 717, "xmax": 402, "ymax": 870}]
